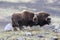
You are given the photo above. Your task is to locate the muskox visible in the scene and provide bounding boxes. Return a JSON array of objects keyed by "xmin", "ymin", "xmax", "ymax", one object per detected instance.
[
  {"xmin": 11, "ymin": 10, "xmax": 38, "ymax": 31},
  {"xmin": 11, "ymin": 10, "xmax": 51, "ymax": 31}
]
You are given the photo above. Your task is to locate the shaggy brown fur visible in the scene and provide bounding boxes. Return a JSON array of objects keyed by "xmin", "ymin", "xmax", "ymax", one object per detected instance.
[
  {"xmin": 11, "ymin": 11, "xmax": 34, "ymax": 30},
  {"xmin": 11, "ymin": 11, "xmax": 51, "ymax": 31}
]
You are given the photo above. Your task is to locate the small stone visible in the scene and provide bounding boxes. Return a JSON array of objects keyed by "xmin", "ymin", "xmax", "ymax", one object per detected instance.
[
  {"xmin": 16, "ymin": 37, "xmax": 26, "ymax": 40},
  {"xmin": 36, "ymin": 34, "xmax": 45, "ymax": 38},
  {"xmin": 53, "ymin": 36, "xmax": 58, "ymax": 40},
  {"xmin": 54, "ymin": 38, "xmax": 58, "ymax": 40},
  {"xmin": 50, "ymin": 36, "xmax": 58, "ymax": 40},
  {"xmin": 24, "ymin": 32, "xmax": 33, "ymax": 36},
  {"xmin": 14, "ymin": 32, "xmax": 19, "ymax": 35}
]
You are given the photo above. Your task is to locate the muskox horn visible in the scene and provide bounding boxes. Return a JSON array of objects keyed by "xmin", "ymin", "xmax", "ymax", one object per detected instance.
[{"xmin": 33, "ymin": 14, "xmax": 38, "ymax": 24}]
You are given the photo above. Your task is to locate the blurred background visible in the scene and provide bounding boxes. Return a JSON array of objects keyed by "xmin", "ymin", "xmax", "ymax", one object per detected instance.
[{"xmin": 0, "ymin": 0, "xmax": 60, "ymax": 31}]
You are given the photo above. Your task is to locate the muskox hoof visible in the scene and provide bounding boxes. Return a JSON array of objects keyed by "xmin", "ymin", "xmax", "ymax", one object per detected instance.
[
  {"xmin": 13, "ymin": 27, "xmax": 18, "ymax": 31},
  {"xmin": 19, "ymin": 26, "xmax": 24, "ymax": 30}
]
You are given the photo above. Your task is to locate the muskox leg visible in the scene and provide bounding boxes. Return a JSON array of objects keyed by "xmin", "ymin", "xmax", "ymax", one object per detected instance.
[
  {"xmin": 12, "ymin": 17, "xmax": 19, "ymax": 31},
  {"xmin": 18, "ymin": 26, "xmax": 24, "ymax": 30},
  {"xmin": 12, "ymin": 20, "xmax": 19, "ymax": 31},
  {"xmin": 12, "ymin": 24, "xmax": 18, "ymax": 31},
  {"xmin": 13, "ymin": 27, "xmax": 17, "ymax": 31}
]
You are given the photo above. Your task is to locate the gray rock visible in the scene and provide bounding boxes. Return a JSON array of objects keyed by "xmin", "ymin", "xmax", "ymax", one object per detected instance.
[
  {"xmin": 52, "ymin": 24, "xmax": 60, "ymax": 33},
  {"xmin": 24, "ymin": 31, "xmax": 33, "ymax": 36},
  {"xmin": 0, "ymin": 38, "xmax": 4, "ymax": 40},
  {"xmin": 36, "ymin": 34, "xmax": 45, "ymax": 38},
  {"xmin": 14, "ymin": 32, "xmax": 19, "ymax": 35},
  {"xmin": 16, "ymin": 37, "xmax": 26, "ymax": 40},
  {"xmin": 50, "ymin": 36, "xmax": 58, "ymax": 40}
]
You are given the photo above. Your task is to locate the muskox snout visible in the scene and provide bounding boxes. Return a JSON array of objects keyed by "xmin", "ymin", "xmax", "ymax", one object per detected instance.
[
  {"xmin": 46, "ymin": 18, "xmax": 51, "ymax": 24},
  {"xmin": 47, "ymin": 18, "xmax": 51, "ymax": 20}
]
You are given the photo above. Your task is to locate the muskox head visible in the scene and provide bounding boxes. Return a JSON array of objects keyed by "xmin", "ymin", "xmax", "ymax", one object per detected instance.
[
  {"xmin": 33, "ymin": 12, "xmax": 51, "ymax": 26},
  {"xmin": 38, "ymin": 12, "xmax": 51, "ymax": 26}
]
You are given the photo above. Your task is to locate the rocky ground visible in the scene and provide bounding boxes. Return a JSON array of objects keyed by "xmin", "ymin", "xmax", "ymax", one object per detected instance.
[{"xmin": 0, "ymin": 25, "xmax": 60, "ymax": 40}]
